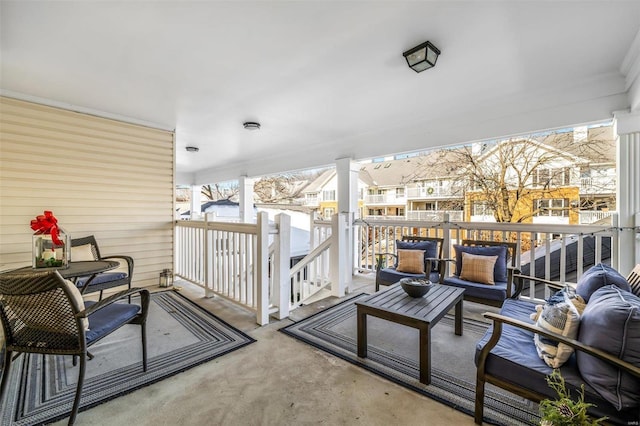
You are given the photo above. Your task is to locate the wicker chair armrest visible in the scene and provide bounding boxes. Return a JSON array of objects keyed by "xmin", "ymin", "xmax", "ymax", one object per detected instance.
[
  {"xmin": 482, "ymin": 312, "xmax": 640, "ymax": 379},
  {"xmin": 101, "ymin": 255, "xmax": 134, "ymax": 276},
  {"xmin": 80, "ymin": 287, "xmax": 150, "ymax": 318}
]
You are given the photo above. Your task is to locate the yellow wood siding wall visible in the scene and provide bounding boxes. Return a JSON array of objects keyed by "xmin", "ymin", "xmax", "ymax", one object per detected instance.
[{"xmin": 0, "ymin": 97, "xmax": 175, "ymax": 288}]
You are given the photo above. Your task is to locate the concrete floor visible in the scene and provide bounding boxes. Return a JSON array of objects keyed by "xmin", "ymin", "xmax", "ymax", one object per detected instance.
[{"xmin": 53, "ymin": 273, "xmax": 482, "ymax": 426}]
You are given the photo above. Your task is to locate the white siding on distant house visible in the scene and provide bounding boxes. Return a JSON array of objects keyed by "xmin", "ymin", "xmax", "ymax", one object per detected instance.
[{"xmin": 0, "ymin": 96, "xmax": 174, "ymax": 289}]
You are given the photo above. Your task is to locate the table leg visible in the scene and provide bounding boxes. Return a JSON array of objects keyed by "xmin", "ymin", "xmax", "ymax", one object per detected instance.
[
  {"xmin": 455, "ymin": 298, "xmax": 463, "ymax": 336},
  {"xmin": 357, "ymin": 307, "xmax": 367, "ymax": 358},
  {"xmin": 419, "ymin": 323, "xmax": 431, "ymax": 385}
]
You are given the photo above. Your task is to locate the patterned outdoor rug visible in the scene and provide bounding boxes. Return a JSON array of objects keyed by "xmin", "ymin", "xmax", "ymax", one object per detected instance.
[
  {"xmin": 280, "ymin": 294, "xmax": 540, "ymax": 426},
  {"xmin": 0, "ymin": 291, "xmax": 255, "ymax": 425}
]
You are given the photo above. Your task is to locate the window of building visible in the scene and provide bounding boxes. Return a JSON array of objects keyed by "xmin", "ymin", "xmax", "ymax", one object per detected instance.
[
  {"xmin": 322, "ymin": 190, "xmax": 336, "ymax": 201},
  {"xmin": 472, "ymin": 201, "xmax": 493, "ymax": 216},
  {"xmin": 323, "ymin": 208, "xmax": 335, "ymax": 218},
  {"xmin": 534, "ymin": 198, "xmax": 569, "ymax": 217}
]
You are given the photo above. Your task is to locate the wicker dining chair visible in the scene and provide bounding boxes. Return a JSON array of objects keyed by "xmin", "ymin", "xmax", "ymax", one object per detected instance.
[
  {"xmin": 70, "ymin": 235, "xmax": 134, "ymax": 299},
  {"xmin": 0, "ymin": 269, "xmax": 149, "ymax": 425}
]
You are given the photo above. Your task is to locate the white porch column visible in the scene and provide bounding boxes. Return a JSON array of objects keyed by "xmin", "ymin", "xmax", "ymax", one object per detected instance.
[
  {"xmin": 190, "ymin": 185, "xmax": 202, "ymax": 220},
  {"xmin": 239, "ymin": 175, "xmax": 254, "ymax": 223},
  {"xmin": 614, "ymin": 110, "xmax": 640, "ymax": 273},
  {"xmin": 335, "ymin": 157, "xmax": 358, "ymax": 292}
]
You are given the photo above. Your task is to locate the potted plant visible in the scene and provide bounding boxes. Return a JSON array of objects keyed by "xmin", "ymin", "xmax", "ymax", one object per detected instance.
[{"xmin": 539, "ymin": 369, "xmax": 606, "ymax": 426}]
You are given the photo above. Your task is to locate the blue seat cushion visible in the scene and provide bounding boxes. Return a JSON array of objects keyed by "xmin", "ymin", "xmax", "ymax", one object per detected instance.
[
  {"xmin": 476, "ymin": 299, "xmax": 639, "ymax": 424},
  {"xmin": 76, "ymin": 272, "xmax": 127, "ymax": 288},
  {"xmin": 396, "ymin": 240, "xmax": 438, "ymax": 272},
  {"xmin": 85, "ymin": 301, "xmax": 140, "ymax": 344},
  {"xmin": 378, "ymin": 267, "xmax": 440, "ymax": 284},
  {"xmin": 443, "ymin": 276, "xmax": 509, "ymax": 302},
  {"xmin": 453, "ymin": 245, "xmax": 508, "ymax": 283}
]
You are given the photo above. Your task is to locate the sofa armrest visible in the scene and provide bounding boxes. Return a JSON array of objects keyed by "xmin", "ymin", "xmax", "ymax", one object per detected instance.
[
  {"xmin": 513, "ymin": 274, "xmax": 573, "ymax": 292},
  {"xmin": 506, "ymin": 267, "xmax": 522, "ymax": 299},
  {"xmin": 480, "ymin": 311, "xmax": 640, "ymax": 379}
]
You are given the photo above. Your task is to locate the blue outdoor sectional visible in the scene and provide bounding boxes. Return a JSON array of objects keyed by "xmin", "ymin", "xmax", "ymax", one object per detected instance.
[{"xmin": 474, "ymin": 264, "xmax": 640, "ymax": 425}]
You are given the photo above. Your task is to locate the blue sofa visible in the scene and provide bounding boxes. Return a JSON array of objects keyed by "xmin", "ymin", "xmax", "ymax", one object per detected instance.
[{"xmin": 474, "ymin": 264, "xmax": 640, "ymax": 425}]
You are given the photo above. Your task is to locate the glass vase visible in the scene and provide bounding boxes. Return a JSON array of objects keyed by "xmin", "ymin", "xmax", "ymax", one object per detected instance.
[{"xmin": 32, "ymin": 228, "xmax": 70, "ymax": 269}]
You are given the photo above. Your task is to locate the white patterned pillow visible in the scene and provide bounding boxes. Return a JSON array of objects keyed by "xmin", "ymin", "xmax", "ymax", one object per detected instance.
[{"xmin": 533, "ymin": 286, "xmax": 585, "ymax": 368}]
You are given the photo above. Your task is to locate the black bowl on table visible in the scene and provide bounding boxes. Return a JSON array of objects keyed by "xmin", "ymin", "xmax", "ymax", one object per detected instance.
[{"xmin": 399, "ymin": 278, "xmax": 433, "ymax": 298}]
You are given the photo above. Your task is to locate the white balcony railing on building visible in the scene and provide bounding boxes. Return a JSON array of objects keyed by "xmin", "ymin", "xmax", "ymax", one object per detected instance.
[
  {"xmin": 406, "ymin": 210, "xmax": 464, "ymax": 221},
  {"xmin": 578, "ymin": 211, "xmax": 614, "ymax": 225},
  {"xmin": 580, "ymin": 176, "xmax": 616, "ymax": 193},
  {"xmin": 406, "ymin": 187, "xmax": 456, "ymax": 198},
  {"xmin": 364, "ymin": 194, "xmax": 407, "ymax": 204},
  {"xmin": 354, "ymin": 214, "xmax": 619, "ymax": 303}
]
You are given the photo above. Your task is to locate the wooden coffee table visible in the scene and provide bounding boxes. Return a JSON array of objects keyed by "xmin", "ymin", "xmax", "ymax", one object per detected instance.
[{"xmin": 355, "ymin": 283, "xmax": 465, "ymax": 385}]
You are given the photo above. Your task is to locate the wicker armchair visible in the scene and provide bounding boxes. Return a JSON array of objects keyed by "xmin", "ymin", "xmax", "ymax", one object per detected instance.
[
  {"xmin": 70, "ymin": 235, "xmax": 134, "ymax": 299},
  {"xmin": 0, "ymin": 269, "xmax": 149, "ymax": 425}
]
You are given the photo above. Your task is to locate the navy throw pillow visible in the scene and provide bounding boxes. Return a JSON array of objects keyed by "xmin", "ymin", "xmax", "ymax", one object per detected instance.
[
  {"xmin": 577, "ymin": 286, "xmax": 640, "ymax": 410},
  {"xmin": 396, "ymin": 240, "xmax": 438, "ymax": 272},
  {"xmin": 453, "ymin": 244, "xmax": 508, "ymax": 283},
  {"xmin": 576, "ymin": 263, "xmax": 631, "ymax": 302}
]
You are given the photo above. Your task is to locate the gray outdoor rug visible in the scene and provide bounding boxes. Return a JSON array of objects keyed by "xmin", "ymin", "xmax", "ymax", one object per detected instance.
[
  {"xmin": 0, "ymin": 291, "xmax": 255, "ymax": 425},
  {"xmin": 280, "ymin": 293, "xmax": 540, "ymax": 426}
]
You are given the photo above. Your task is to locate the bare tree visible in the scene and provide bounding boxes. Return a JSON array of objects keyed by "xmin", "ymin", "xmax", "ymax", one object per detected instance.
[
  {"xmin": 432, "ymin": 126, "xmax": 615, "ymax": 223},
  {"xmin": 201, "ymin": 183, "xmax": 239, "ymax": 201},
  {"xmin": 253, "ymin": 173, "xmax": 309, "ymax": 203}
]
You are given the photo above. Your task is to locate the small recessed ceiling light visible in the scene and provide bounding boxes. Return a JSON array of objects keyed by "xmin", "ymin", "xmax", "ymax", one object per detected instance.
[
  {"xmin": 185, "ymin": 146, "xmax": 199, "ymax": 152},
  {"xmin": 243, "ymin": 122, "xmax": 261, "ymax": 131}
]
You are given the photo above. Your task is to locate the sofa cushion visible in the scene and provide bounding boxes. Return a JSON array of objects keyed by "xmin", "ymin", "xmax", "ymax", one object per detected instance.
[
  {"xmin": 396, "ymin": 249, "xmax": 425, "ymax": 274},
  {"xmin": 577, "ymin": 286, "xmax": 640, "ymax": 410},
  {"xmin": 443, "ymin": 276, "xmax": 508, "ymax": 302},
  {"xmin": 396, "ymin": 240, "xmax": 438, "ymax": 272},
  {"xmin": 575, "ymin": 263, "xmax": 631, "ymax": 302},
  {"xmin": 533, "ymin": 287, "xmax": 585, "ymax": 368},
  {"xmin": 75, "ymin": 272, "xmax": 128, "ymax": 288},
  {"xmin": 377, "ymin": 267, "xmax": 440, "ymax": 285},
  {"xmin": 459, "ymin": 252, "xmax": 497, "ymax": 285},
  {"xmin": 454, "ymin": 244, "xmax": 508, "ymax": 283}
]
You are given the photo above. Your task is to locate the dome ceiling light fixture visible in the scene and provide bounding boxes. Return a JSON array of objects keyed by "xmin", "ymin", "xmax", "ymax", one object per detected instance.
[
  {"xmin": 243, "ymin": 122, "xmax": 261, "ymax": 131},
  {"xmin": 403, "ymin": 41, "xmax": 440, "ymax": 73},
  {"xmin": 185, "ymin": 146, "xmax": 199, "ymax": 152}
]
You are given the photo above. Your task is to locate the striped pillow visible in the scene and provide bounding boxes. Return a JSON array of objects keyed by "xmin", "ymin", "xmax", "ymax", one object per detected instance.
[
  {"xmin": 534, "ymin": 286, "xmax": 585, "ymax": 368},
  {"xmin": 459, "ymin": 252, "xmax": 498, "ymax": 285},
  {"xmin": 627, "ymin": 264, "xmax": 640, "ymax": 296}
]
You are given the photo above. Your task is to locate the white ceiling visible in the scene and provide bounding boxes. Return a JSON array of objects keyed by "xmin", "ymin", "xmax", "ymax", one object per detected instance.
[{"xmin": 2, "ymin": 1, "xmax": 639, "ymax": 185}]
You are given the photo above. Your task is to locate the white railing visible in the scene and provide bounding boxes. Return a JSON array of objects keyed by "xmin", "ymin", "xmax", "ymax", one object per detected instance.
[
  {"xmin": 406, "ymin": 187, "xmax": 456, "ymax": 198},
  {"xmin": 174, "ymin": 212, "xmax": 290, "ymax": 325},
  {"xmin": 406, "ymin": 210, "xmax": 464, "ymax": 221},
  {"xmin": 580, "ymin": 176, "xmax": 616, "ymax": 193},
  {"xmin": 355, "ymin": 214, "xmax": 619, "ymax": 303},
  {"xmin": 287, "ymin": 214, "xmax": 350, "ymax": 309},
  {"xmin": 364, "ymin": 194, "xmax": 407, "ymax": 204},
  {"xmin": 578, "ymin": 211, "xmax": 614, "ymax": 225}
]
